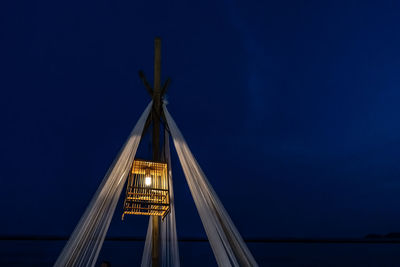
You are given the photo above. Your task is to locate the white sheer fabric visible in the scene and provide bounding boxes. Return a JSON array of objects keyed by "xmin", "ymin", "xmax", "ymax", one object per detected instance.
[
  {"xmin": 163, "ymin": 104, "xmax": 258, "ymax": 267},
  {"xmin": 141, "ymin": 218, "xmax": 153, "ymax": 267},
  {"xmin": 54, "ymin": 102, "xmax": 152, "ymax": 267},
  {"xmin": 161, "ymin": 131, "xmax": 180, "ymax": 267},
  {"xmin": 141, "ymin": 131, "xmax": 180, "ymax": 267}
]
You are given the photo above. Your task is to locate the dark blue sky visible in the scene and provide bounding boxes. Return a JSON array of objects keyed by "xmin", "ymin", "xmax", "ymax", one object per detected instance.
[{"xmin": 1, "ymin": 0, "xmax": 400, "ymax": 242}]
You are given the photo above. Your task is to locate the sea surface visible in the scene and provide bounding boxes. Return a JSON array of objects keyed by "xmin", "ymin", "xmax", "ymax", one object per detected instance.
[{"xmin": 0, "ymin": 240, "xmax": 399, "ymax": 266}]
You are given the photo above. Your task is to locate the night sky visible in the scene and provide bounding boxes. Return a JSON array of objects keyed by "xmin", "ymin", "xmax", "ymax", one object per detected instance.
[{"xmin": 1, "ymin": 0, "xmax": 400, "ymax": 252}]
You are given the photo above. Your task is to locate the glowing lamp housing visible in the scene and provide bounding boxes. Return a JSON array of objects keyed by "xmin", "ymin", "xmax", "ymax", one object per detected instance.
[{"xmin": 122, "ymin": 159, "xmax": 170, "ymax": 219}]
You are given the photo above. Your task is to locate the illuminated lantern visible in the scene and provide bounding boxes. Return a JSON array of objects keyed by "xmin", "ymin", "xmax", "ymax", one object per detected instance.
[{"xmin": 122, "ymin": 159, "xmax": 170, "ymax": 219}]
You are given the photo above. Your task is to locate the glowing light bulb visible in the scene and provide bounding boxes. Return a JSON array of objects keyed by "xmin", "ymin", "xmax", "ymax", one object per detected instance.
[{"xmin": 145, "ymin": 175, "xmax": 152, "ymax": 186}]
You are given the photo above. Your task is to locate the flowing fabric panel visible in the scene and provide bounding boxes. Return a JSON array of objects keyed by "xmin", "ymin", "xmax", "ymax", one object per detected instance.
[
  {"xmin": 141, "ymin": 131, "xmax": 180, "ymax": 267},
  {"xmin": 161, "ymin": 130, "xmax": 180, "ymax": 267},
  {"xmin": 163, "ymin": 105, "xmax": 258, "ymax": 267},
  {"xmin": 141, "ymin": 218, "xmax": 153, "ymax": 267},
  {"xmin": 55, "ymin": 102, "xmax": 152, "ymax": 267}
]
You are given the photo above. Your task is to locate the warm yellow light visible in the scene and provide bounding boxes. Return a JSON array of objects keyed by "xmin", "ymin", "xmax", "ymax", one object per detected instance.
[
  {"xmin": 145, "ymin": 175, "xmax": 152, "ymax": 186},
  {"xmin": 123, "ymin": 160, "xmax": 169, "ymax": 219}
]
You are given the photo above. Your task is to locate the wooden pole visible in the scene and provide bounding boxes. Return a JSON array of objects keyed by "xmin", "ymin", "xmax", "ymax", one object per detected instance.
[{"xmin": 151, "ymin": 37, "xmax": 161, "ymax": 267}]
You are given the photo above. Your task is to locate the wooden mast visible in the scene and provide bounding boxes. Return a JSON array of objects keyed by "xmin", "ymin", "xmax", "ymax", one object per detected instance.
[
  {"xmin": 151, "ymin": 37, "xmax": 162, "ymax": 267},
  {"xmin": 138, "ymin": 37, "xmax": 170, "ymax": 267}
]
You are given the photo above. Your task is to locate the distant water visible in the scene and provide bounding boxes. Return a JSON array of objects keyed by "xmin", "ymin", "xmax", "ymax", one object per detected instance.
[{"xmin": 0, "ymin": 240, "xmax": 399, "ymax": 266}]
